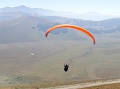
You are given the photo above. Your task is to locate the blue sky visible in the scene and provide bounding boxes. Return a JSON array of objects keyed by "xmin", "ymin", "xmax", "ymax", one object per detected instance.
[{"xmin": 0, "ymin": 0, "xmax": 120, "ymax": 15}]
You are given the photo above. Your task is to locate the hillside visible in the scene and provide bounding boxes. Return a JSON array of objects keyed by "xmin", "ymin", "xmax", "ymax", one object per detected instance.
[
  {"xmin": 44, "ymin": 16, "xmax": 120, "ymax": 33},
  {"xmin": 0, "ymin": 16, "xmax": 64, "ymax": 44},
  {"xmin": 0, "ymin": 15, "xmax": 120, "ymax": 44}
]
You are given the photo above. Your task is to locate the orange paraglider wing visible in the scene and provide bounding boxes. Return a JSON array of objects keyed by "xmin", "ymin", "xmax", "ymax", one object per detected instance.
[{"xmin": 45, "ymin": 24, "xmax": 96, "ymax": 44}]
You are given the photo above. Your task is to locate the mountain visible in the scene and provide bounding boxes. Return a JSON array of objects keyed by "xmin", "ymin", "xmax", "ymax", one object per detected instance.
[
  {"xmin": 0, "ymin": 12, "xmax": 30, "ymax": 21},
  {"xmin": 0, "ymin": 5, "xmax": 59, "ymax": 16},
  {"xmin": 0, "ymin": 16, "xmax": 70, "ymax": 44},
  {"xmin": 0, "ymin": 5, "xmax": 62, "ymax": 21},
  {"xmin": 0, "ymin": 15, "xmax": 120, "ymax": 44},
  {"xmin": 44, "ymin": 16, "xmax": 120, "ymax": 33},
  {"xmin": 0, "ymin": 5, "xmax": 119, "ymax": 21},
  {"xmin": 0, "ymin": 16, "xmax": 50, "ymax": 43},
  {"xmin": 57, "ymin": 11, "xmax": 118, "ymax": 21},
  {"xmin": 0, "ymin": 5, "xmax": 120, "ymax": 44}
]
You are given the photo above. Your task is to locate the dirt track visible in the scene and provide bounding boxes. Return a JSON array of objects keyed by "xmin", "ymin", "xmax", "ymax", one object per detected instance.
[{"xmin": 44, "ymin": 79, "xmax": 120, "ymax": 89}]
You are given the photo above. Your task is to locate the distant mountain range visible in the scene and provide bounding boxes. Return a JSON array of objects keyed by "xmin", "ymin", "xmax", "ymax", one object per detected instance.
[
  {"xmin": 0, "ymin": 5, "xmax": 120, "ymax": 43},
  {"xmin": 0, "ymin": 5, "xmax": 120, "ymax": 21},
  {"xmin": 44, "ymin": 16, "xmax": 120, "ymax": 34}
]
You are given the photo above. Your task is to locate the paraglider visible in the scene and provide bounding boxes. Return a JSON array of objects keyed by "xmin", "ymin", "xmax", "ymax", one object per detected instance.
[
  {"xmin": 45, "ymin": 24, "xmax": 96, "ymax": 72},
  {"xmin": 45, "ymin": 24, "xmax": 96, "ymax": 45}
]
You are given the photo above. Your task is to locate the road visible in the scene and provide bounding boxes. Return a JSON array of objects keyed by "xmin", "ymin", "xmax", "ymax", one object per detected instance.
[{"xmin": 44, "ymin": 79, "xmax": 120, "ymax": 89}]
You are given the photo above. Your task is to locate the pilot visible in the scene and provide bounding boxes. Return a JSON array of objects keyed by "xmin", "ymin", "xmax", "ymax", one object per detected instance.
[{"xmin": 64, "ymin": 64, "xmax": 69, "ymax": 72}]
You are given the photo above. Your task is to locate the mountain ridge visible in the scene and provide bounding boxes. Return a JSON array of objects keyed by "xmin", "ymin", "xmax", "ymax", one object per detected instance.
[{"xmin": 0, "ymin": 5, "xmax": 119, "ymax": 21}]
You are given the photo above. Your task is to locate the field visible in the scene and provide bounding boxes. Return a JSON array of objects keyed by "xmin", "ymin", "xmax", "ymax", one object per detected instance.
[
  {"xmin": 0, "ymin": 79, "xmax": 119, "ymax": 89},
  {"xmin": 79, "ymin": 83, "xmax": 120, "ymax": 89},
  {"xmin": 0, "ymin": 33, "xmax": 120, "ymax": 86}
]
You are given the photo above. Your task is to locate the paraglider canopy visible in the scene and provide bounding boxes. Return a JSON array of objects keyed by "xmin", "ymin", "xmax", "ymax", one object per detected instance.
[{"xmin": 45, "ymin": 24, "xmax": 96, "ymax": 45}]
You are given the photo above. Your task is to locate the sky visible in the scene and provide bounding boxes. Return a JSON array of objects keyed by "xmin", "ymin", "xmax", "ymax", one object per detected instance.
[{"xmin": 0, "ymin": 0, "xmax": 120, "ymax": 15}]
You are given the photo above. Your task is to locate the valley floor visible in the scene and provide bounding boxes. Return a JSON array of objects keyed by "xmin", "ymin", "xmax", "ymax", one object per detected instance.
[
  {"xmin": 0, "ymin": 78, "xmax": 120, "ymax": 89},
  {"xmin": 44, "ymin": 78, "xmax": 120, "ymax": 89}
]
